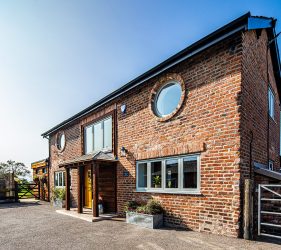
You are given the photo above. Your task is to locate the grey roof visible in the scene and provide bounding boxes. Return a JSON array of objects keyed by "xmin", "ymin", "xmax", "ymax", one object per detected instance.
[
  {"xmin": 254, "ymin": 162, "xmax": 281, "ymax": 181},
  {"xmin": 59, "ymin": 151, "xmax": 117, "ymax": 168},
  {"xmin": 42, "ymin": 12, "xmax": 280, "ymax": 137}
]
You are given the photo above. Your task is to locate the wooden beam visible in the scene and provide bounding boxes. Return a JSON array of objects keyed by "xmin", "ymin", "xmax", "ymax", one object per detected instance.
[
  {"xmin": 91, "ymin": 164, "xmax": 93, "ymax": 208},
  {"xmin": 93, "ymin": 164, "xmax": 99, "ymax": 217},
  {"xmin": 77, "ymin": 166, "xmax": 83, "ymax": 213},
  {"xmin": 65, "ymin": 168, "xmax": 70, "ymax": 210}
]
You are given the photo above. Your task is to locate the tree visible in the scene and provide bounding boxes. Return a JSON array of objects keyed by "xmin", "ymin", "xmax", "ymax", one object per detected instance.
[{"xmin": 0, "ymin": 160, "xmax": 30, "ymax": 178}]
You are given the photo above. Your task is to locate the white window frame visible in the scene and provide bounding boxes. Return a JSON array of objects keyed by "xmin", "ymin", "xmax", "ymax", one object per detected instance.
[
  {"xmin": 54, "ymin": 171, "xmax": 65, "ymax": 187},
  {"xmin": 268, "ymin": 160, "xmax": 274, "ymax": 171},
  {"xmin": 268, "ymin": 87, "xmax": 275, "ymax": 119},
  {"xmin": 136, "ymin": 154, "xmax": 200, "ymax": 194},
  {"xmin": 154, "ymin": 81, "xmax": 182, "ymax": 118},
  {"xmin": 84, "ymin": 116, "xmax": 112, "ymax": 154}
]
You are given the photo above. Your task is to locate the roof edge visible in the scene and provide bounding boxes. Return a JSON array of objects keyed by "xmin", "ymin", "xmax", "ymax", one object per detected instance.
[{"xmin": 42, "ymin": 12, "xmax": 253, "ymax": 137}]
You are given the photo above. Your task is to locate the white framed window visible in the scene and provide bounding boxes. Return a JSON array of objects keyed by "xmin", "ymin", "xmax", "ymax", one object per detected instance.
[
  {"xmin": 56, "ymin": 132, "xmax": 66, "ymax": 151},
  {"xmin": 268, "ymin": 87, "xmax": 275, "ymax": 119},
  {"xmin": 54, "ymin": 171, "xmax": 65, "ymax": 187},
  {"xmin": 154, "ymin": 81, "xmax": 182, "ymax": 117},
  {"xmin": 268, "ymin": 160, "xmax": 274, "ymax": 171},
  {"xmin": 136, "ymin": 154, "xmax": 200, "ymax": 194},
  {"xmin": 84, "ymin": 116, "xmax": 112, "ymax": 154}
]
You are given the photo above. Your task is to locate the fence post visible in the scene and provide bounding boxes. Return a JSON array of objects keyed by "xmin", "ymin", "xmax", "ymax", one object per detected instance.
[
  {"xmin": 244, "ymin": 179, "xmax": 253, "ymax": 240},
  {"xmin": 15, "ymin": 181, "xmax": 19, "ymax": 202},
  {"xmin": 38, "ymin": 183, "xmax": 41, "ymax": 200}
]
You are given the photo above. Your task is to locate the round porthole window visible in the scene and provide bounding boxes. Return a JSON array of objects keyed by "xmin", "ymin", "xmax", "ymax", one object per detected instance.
[
  {"xmin": 154, "ymin": 81, "xmax": 182, "ymax": 117},
  {"xmin": 56, "ymin": 132, "xmax": 66, "ymax": 151}
]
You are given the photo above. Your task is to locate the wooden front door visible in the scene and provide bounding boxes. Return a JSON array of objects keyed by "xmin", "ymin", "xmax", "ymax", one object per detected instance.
[
  {"xmin": 98, "ymin": 164, "xmax": 116, "ymax": 213},
  {"xmin": 84, "ymin": 166, "xmax": 92, "ymax": 208}
]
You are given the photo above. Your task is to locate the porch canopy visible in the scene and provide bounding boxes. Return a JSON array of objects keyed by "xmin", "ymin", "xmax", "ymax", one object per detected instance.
[
  {"xmin": 58, "ymin": 151, "xmax": 118, "ymax": 217},
  {"xmin": 58, "ymin": 151, "xmax": 117, "ymax": 168}
]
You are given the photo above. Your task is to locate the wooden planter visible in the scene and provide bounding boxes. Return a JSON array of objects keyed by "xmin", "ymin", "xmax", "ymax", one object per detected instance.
[
  {"xmin": 53, "ymin": 199, "xmax": 66, "ymax": 209},
  {"xmin": 126, "ymin": 212, "xmax": 163, "ymax": 229}
]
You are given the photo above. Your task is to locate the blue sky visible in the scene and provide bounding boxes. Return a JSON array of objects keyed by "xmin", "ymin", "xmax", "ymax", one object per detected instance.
[{"xmin": 0, "ymin": 0, "xmax": 280, "ymax": 171}]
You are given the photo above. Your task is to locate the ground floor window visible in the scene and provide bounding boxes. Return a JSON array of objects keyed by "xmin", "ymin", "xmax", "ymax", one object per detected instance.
[
  {"xmin": 136, "ymin": 154, "xmax": 200, "ymax": 194},
  {"xmin": 54, "ymin": 171, "xmax": 65, "ymax": 187}
]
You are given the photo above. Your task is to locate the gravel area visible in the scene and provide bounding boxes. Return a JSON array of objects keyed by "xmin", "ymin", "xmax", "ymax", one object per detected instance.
[{"xmin": 0, "ymin": 200, "xmax": 280, "ymax": 250}]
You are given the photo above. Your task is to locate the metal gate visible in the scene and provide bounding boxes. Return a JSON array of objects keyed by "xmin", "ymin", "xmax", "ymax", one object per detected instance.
[{"xmin": 258, "ymin": 184, "xmax": 281, "ymax": 239}]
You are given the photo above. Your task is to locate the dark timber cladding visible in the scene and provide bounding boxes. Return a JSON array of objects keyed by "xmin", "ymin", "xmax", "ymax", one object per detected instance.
[{"xmin": 98, "ymin": 164, "xmax": 117, "ymax": 213}]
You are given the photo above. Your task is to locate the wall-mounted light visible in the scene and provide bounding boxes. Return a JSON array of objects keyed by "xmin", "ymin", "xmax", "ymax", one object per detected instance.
[
  {"xmin": 120, "ymin": 146, "xmax": 127, "ymax": 157},
  {"xmin": 121, "ymin": 104, "xmax": 126, "ymax": 114}
]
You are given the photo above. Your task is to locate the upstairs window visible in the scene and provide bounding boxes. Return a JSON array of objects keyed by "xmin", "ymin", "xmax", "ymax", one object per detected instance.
[
  {"xmin": 56, "ymin": 132, "xmax": 66, "ymax": 151},
  {"xmin": 84, "ymin": 116, "xmax": 112, "ymax": 154},
  {"xmin": 154, "ymin": 82, "xmax": 182, "ymax": 117},
  {"xmin": 268, "ymin": 88, "xmax": 275, "ymax": 119}
]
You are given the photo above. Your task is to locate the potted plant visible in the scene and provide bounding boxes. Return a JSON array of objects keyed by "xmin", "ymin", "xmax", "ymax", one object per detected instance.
[
  {"xmin": 125, "ymin": 199, "xmax": 164, "ymax": 229},
  {"xmin": 153, "ymin": 175, "xmax": 161, "ymax": 188},
  {"xmin": 51, "ymin": 187, "xmax": 66, "ymax": 209}
]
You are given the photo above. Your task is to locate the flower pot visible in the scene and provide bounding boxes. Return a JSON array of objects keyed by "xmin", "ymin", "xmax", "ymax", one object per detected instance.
[
  {"xmin": 126, "ymin": 212, "xmax": 163, "ymax": 229},
  {"xmin": 53, "ymin": 199, "xmax": 66, "ymax": 209},
  {"xmin": 154, "ymin": 184, "xmax": 161, "ymax": 188}
]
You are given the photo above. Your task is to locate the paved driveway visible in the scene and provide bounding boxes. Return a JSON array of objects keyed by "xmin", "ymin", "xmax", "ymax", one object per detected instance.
[{"xmin": 0, "ymin": 200, "xmax": 280, "ymax": 250}]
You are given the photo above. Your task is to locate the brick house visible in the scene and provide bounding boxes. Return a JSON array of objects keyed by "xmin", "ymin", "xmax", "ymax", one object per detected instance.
[{"xmin": 42, "ymin": 13, "xmax": 281, "ymax": 237}]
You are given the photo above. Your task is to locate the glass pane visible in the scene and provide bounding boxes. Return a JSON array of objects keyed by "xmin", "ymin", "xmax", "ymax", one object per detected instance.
[
  {"xmin": 183, "ymin": 158, "xmax": 198, "ymax": 188},
  {"xmin": 60, "ymin": 134, "xmax": 65, "ymax": 150},
  {"xmin": 103, "ymin": 117, "xmax": 112, "ymax": 150},
  {"xmin": 63, "ymin": 172, "xmax": 65, "ymax": 186},
  {"xmin": 268, "ymin": 89, "xmax": 275, "ymax": 118},
  {"xmin": 156, "ymin": 83, "xmax": 182, "ymax": 117},
  {"xmin": 166, "ymin": 159, "xmax": 178, "ymax": 188},
  {"xmin": 151, "ymin": 161, "xmax": 162, "ymax": 188},
  {"xmin": 137, "ymin": 163, "xmax": 147, "ymax": 188},
  {"xmin": 85, "ymin": 126, "xmax": 94, "ymax": 154},
  {"xmin": 94, "ymin": 122, "xmax": 103, "ymax": 151},
  {"xmin": 55, "ymin": 173, "xmax": 58, "ymax": 186}
]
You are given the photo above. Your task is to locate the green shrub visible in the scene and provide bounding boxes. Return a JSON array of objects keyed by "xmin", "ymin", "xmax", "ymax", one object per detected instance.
[
  {"xmin": 124, "ymin": 200, "xmax": 140, "ymax": 212},
  {"xmin": 125, "ymin": 199, "xmax": 163, "ymax": 215},
  {"xmin": 146, "ymin": 199, "xmax": 164, "ymax": 215},
  {"xmin": 51, "ymin": 187, "xmax": 65, "ymax": 201}
]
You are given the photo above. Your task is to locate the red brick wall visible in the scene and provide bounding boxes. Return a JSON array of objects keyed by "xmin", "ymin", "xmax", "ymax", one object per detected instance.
[
  {"xmin": 240, "ymin": 29, "xmax": 280, "ymax": 180},
  {"xmin": 48, "ymin": 30, "xmax": 279, "ymax": 238},
  {"xmin": 240, "ymin": 29, "xmax": 280, "ymax": 237},
  {"xmin": 116, "ymin": 34, "xmax": 242, "ymax": 237}
]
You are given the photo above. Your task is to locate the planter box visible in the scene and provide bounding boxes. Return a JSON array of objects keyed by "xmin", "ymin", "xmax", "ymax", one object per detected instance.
[
  {"xmin": 126, "ymin": 212, "xmax": 163, "ymax": 229},
  {"xmin": 52, "ymin": 199, "xmax": 65, "ymax": 209}
]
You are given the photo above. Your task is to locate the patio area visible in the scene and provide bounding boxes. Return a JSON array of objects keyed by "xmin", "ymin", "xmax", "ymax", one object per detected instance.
[
  {"xmin": 0, "ymin": 200, "xmax": 280, "ymax": 250},
  {"xmin": 56, "ymin": 207, "xmax": 121, "ymax": 222}
]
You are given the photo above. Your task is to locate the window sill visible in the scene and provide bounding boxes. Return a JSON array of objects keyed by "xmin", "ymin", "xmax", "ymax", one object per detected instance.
[{"xmin": 135, "ymin": 189, "xmax": 201, "ymax": 195}]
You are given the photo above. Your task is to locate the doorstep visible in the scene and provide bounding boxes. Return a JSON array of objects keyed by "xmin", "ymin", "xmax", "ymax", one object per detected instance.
[{"xmin": 56, "ymin": 208, "xmax": 123, "ymax": 222}]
